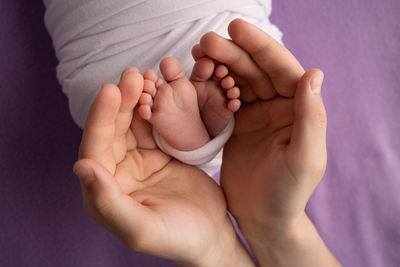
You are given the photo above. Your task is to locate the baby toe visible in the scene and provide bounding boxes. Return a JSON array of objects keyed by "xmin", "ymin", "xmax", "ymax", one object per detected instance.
[
  {"xmin": 143, "ymin": 79, "xmax": 157, "ymax": 97},
  {"xmin": 139, "ymin": 92, "xmax": 153, "ymax": 106},
  {"xmin": 221, "ymin": 76, "xmax": 235, "ymax": 89},
  {"xmin": 227, "ymin": 86, "xmax": 240, "ymax": 99},
  {"xmin": 137, "ymin": 105, "xmax": 152, "ymax": 121},
  {"xmin": 143, "ymin": 69, "xmax": 163, "ymax": 87},
  {"xmin": 214, "ymin": 64, "xmax": 229, "ymax": 80},
  {"xmin": 227, "ymin": 99, "xmax": 241, "ymax": 112},
  {"xmin": 143, "ymin": 69, "xmax": 158, "ymax": 82}
]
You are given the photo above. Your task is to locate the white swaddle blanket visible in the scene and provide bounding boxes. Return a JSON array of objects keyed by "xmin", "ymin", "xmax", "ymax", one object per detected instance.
[{"xmin": 43, "ymin": 0, "xmax": 282, "ymax": 175}]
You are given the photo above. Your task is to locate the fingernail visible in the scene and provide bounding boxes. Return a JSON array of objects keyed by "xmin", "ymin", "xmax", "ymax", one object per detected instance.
[
  {"xmin": 310, "ymin": 71, "xmax": 324, "ymax": 93},
  {"xmin": 74, "ymin": 167, "xmax": 96, "ymax": 187}
]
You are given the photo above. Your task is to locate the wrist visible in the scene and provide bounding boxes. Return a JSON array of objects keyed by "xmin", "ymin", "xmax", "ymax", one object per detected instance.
[
  {"xmin": 237, "ymin": 212, "xmax": 305, "ymax": 245},
  {"xmin": 237, "ymin": 213, "xmax": 341, "ymax": 267},
  {"xmin": 200, "ymin": 237, "xmax": 254, "ymax": 267},
  {"xmin": 179, "ymin": 222, "xmax": 255, "ymax": 267}
]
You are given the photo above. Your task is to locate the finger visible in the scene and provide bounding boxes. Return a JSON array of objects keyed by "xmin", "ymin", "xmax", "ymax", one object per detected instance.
[
  {"xmin": 190, "ymin": 57, "xmax": 215, "ymax": 83},
  {"xmin": 131, "ymin": 111, "xmax": 158, "ymax": 150},
  {"xmin": 228, "ymin": 18, "xmax": 305, "ymax": 97},
  {"xmin": 115, "ymin": 68, "xmax": 143, "ymax": 137},
  {"xmin": 191, "ymin": 44, "xmax": 207, "ymax": 61},
  {"xmin": 113, "ymin": 68, "xmax": 144, "ymax": 163},
  {"xmin": 129, "ymin": 71, "xmax": 159, "ymax": 150},
  {"xmin": 73, "ymin": 159, "xmax": 153, "ymax": 249},
  {"xmin": 288, "ymin": 69, "xmax": 327, "ymax": 182},
  {"xmin": 200, "ymin": 32, "xmax": 275, "ymax": 101},
  {"xmin": 193, "ymin": 40, "xmax": 255, "ymax": 101},
  {"xmin": 79, "ymin": 84, "xmax": 121, "ymax": 173}
]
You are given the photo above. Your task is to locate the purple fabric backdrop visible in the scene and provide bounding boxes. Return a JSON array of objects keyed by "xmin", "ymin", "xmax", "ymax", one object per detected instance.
[
  {"xmin": 270, "ymin": 1, "xmax": 400, "ymax": 266},
  {"xmin": 1, "ymin": 0, "xmax": 399, "ymax": 266}
]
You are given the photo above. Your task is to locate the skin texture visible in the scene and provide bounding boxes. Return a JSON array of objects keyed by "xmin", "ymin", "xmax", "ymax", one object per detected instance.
[
  {"xmin": 193, "ymin": 19, "xmax": 341, "ymax": 266},
  {"xmin": 73, "ymin": 18, "xmax": 341, "ymax": 267},
  {"xmin": 73, "ymin": 68, "xmax": 254, "ymax": 267},
  {"xmin": 137, "ymin": 57, "xmax": 240, "ymax": 152}
]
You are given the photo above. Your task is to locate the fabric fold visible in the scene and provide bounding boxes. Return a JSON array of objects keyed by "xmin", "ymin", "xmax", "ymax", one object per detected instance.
[
  {"xmin": 153, "ymin": 118, "xmax": 235, "ymax": 166},
  {"xmin": 43, "ymin": 0, "xmax": 282, "ymax": 128},
  {"xmin": 43, "ymin": 0, "xmax": 283, "ymax": 175}
]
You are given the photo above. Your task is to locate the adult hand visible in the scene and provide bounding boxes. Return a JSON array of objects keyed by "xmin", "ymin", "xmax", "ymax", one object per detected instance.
[
  {"xmin": 194, "ymin": 19, "xmax": 340, "ymax": 266},
  {"xmin": 72, "ymin": 68, "xmax": 253, "ymax": 266}
]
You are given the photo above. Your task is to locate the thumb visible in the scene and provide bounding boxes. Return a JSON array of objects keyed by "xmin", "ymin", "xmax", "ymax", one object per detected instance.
[
  {"xmin": 289, "ymin": 69, "xmax": 327, "ymax": 181},
  {"xmin": 73, "ymin": 159, "xmax": 151, "ymax": 249},
  {"xmin": 73, "ymin": 158, "xmax": 121, "ymax": 208}
]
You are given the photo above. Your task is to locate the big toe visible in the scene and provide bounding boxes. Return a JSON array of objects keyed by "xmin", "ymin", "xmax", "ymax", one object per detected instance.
[
  {"xmin": 160, "ymin": 57, "xmax": 186, "ymax": 82},
  {"xmin": 190, "ymin": 57, "xmax": 215, "ymax": 82}
]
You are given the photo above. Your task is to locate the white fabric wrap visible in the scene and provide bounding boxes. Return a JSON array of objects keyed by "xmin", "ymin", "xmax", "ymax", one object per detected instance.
[
  {"xmin": 153, "ymin": 118, "xmax": 234, "ymax": 166},
  {"xmin": 43, "ymin": 0, "xmax": 283, "ymax": 175}
]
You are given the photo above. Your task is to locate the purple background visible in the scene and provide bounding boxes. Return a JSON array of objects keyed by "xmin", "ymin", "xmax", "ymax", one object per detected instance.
[{"xmin": 1, "ymin": 0, "xmax": 399, "ymax": 266}]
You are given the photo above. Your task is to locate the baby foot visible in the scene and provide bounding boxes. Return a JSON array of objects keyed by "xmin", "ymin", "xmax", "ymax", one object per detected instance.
[
  {"xmin": 190, "ymin": 57, "xmax": 241, "ymax": 137},
  {"xmin": 137, "ymin": 57, "xmax": 210, "ymax": 151}
]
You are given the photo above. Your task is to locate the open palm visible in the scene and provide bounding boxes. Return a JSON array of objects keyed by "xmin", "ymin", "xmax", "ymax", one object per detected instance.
[
  {"xmin": 73, "ymin": 68, "xmax": 236, "ymax": 264},
  {"xmin": 196, "ymin": 20, "xmax": 327, "ymax": 231},
  {"xmin": 222, "ymin": 96, "xmax": 303, "ymax": 225}
]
